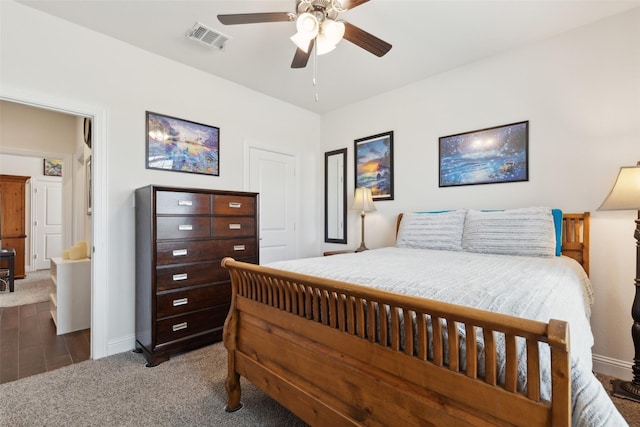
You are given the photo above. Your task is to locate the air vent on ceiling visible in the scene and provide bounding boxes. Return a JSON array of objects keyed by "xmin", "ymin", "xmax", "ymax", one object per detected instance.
[{"xmin": 186, "ymin": 22, "xmax": 231, "ymax": 50}]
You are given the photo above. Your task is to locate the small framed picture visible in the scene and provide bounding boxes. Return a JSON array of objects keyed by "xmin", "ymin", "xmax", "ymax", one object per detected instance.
[
  {"xmin": 84, "ymin": 117, "xmax": 92, "ymax": 148},
  {"xmin": 43, "ymin": 159, "xmax": 62, "ymax": 177},
  {"xmin": 439, "ymin": 121, "xmax": 529, "ymax": 187},
  {"xmin": 354, "ymin": 131, "xmax": 394, "ymax": 201},
  {"xmin": 146, "ymin": 111, "xmax": 220, "ymax": 176}
]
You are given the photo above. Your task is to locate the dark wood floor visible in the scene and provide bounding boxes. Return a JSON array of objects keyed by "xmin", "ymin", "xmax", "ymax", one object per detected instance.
[{"xmin": 0, "ymin": 300, "xmax": 90, "ymax": 384}]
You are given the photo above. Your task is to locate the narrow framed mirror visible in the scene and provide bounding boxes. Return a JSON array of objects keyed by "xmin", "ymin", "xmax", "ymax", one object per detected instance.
[{"xmin": 325, "ymin": 148, "xmax": 347, "ymax": 244}]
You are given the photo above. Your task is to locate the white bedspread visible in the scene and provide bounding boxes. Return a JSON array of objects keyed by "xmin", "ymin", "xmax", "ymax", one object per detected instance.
[{"xmin": 267, "ymin": 247, "xmax": 627, "ymax": 427}]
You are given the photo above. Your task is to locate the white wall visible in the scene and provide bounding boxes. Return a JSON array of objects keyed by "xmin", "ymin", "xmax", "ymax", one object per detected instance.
[
  {"xmin": 2, "ymin": 0, "xmax": 638, "ymax": 378},
  {"xmin": 321, "ymin": 8, "xmax": 640, "ymax": 379},
  {"xmin": 1, "ymin": 1, "xmax": 322, "ymax": 356}
]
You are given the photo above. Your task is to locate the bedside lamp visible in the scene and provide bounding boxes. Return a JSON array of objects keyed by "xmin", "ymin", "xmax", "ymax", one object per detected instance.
[
  {"xmin": 352, "ymin": 187, "xmax": 376, "ymax": 252},
  {"xmin": 598, "ymin": 161, "xmax": 640, "ymax": 402}
]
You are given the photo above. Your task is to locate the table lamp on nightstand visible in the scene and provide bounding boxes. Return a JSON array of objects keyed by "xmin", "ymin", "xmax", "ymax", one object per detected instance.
[
  {"xmin": 598, "ymin": 161, "xmax": 640, "ymax": 402},
  {"xmin": 352, "ymin": 187, "xmax": 376, "ymax": 252}
]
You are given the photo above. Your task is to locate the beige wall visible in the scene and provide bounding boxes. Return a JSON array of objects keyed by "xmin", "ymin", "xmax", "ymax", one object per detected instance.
[
  {"xmin": 0, "ymin": 100, "xmax": 92, "ymax": 269},
  {"xmin": 0, "ymin": 100, "xmax": 76, "ymax": 153}
]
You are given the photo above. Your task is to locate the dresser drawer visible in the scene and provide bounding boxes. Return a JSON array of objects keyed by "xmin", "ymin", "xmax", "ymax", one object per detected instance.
[
  {"xmin": 156, "ymin": 261, "xmax": 229, "ymax": 291},
  {"xmin": 213, "ymin": 194, "xmax": 256, "ymax": 216},
  {"xmin": 156, "ymin": 238, "xmax": 257, "ymax": 265},
  {"xmin": 156, "ymin": 191, "xmax": 210, "ymax": 215},
  {"xmin": 155, "ymin": 305, "xmax": 229, "ymax": 345},
  {"xmin": 213, "ymin": 217, "xmax": 256, "ymax": 238},
  {"xmin": 156, "ymin": 216, "xmax": 211, "ymax": 240},
  {"xmin": 156, "ymin": 283, "xmax": 231, "ymax": 319}
]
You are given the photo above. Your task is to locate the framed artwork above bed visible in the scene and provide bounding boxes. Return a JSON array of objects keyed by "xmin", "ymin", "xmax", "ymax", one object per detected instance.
[
  {"xmin": 439, "ymin": 121, "xmax": 529, "ymax": 187},
  {"xmin": 354, "ymin": 131, "xmax": 394, "ymax": 201}
]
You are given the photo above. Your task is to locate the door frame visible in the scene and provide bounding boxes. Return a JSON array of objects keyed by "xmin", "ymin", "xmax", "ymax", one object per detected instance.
[{"xmin": 1, "ymin": 85, "xmax": 109, "ymax": 360}]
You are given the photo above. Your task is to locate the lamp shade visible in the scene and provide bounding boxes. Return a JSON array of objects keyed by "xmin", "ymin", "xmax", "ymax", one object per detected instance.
[
  {"xmin": 352, "ymin": 187, "xmax": 376, "ymax": 212},
  {"xmin": 598, "ymin": 163, "xmax": 640, "ymax": 211},
  {"xmin": 296, "ymin": 12, "xmax": 319, "ymax": 37},
  {"xmin": 320, "ymin": 19, "xmax": 345, "ymax": 46},
  {"xmin": 290, "ymin": 12, "xmax": 319, "ymax": 52}
]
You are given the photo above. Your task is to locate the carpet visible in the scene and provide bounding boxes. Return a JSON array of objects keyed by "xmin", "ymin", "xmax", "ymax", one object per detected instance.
[
  {"xmin": 0, "ymin": 340, "xmax": 637, "ymax": 426},
  {"xmin": 594, "ymin": 372, "xmax": 640, "ymax": 426},
  {"xmin": 0, "ymin": 269, "xmax": 52, "ymax": 307},
  {"xmin": 0, "ymin": 342, "xmax": 307, "ymax": 426}
]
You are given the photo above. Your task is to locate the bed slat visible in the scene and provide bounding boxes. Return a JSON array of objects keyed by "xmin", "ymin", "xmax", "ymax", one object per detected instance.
[{"xmin": 505, "ymin": 333, "xmax": 518, "ymax": 392}]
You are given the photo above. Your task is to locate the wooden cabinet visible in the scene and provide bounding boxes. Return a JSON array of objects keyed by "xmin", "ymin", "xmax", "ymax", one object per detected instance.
[
  {"xmin": 135, "ymin": 185, "xmax": 259, "ymax": 366},
  {"xmin": 0, "ymin": 175, "xmax": 29, "ymax": 279},
  {"xmin": 49, "ymin": 257, "xmax": 91, "ymax": 335}
]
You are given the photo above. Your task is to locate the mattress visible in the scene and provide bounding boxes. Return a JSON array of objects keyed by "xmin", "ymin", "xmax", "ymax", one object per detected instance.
[{"xmin": 268, "ymin": 247, "xmax": 627, "ymax": 427}]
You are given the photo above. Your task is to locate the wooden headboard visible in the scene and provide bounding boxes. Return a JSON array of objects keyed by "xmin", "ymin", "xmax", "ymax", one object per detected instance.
[
  {"xmin": 396, "ymin": 212, "xmax": 590, "ymax": 276},
  {"xmin": 561, "ymin": 212, "xmax": 590, "ymax": 276}
]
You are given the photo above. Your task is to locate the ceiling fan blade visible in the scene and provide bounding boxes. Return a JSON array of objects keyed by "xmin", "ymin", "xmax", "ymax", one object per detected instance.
[
  {"xmin": 339, "ymin": 0, "xmax": 370, "ymax": 10},
  {"xmin": 343, "ymin": 22, "xmax": 392, "ymax": 57},
  {"xmin": 217, "ymin": 12, "xmax": 293, "ymax": 25},
  {"xmin": 291, "ymin": 39, "xmax": 314, "ymax": 69}
]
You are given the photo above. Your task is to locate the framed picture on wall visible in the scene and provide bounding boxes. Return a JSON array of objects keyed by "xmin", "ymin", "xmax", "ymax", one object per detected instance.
[
  {"xmin": 354, "ymin": 131, "xmax": 394, "ymax": 201},
  {"xmin": 83, "ymin": 117, "xmax": 92, "ymax": 148},
  {"xmin": 439, "ymin": 121, "xmax": 529, "ymax": 187},
  {"xmin": 146, "ymin": 111, "xmax": 220, "ymax": 176},
  {"xmin": 43, "ymin": 159, "xmax": 62, "ymax": 177}
]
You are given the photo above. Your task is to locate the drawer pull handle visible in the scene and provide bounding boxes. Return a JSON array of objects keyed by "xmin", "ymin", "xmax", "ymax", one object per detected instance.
[
  {"xmin": 178, "ymin": 224, "xmax": 193, "ymax": 231},
  {"xmin": 173, "ymin": 297, "xmax": 188, "ymax": 306},
  {"xmin": 172, "ymin": 249, "xmax": 188, "ymax": 257},
  {"xmin": 233, "ymin": 245, "xmax": 246, "ymax": 251},
  {"xmin": 173, "ymin": 273, "xmax": 188, "ymax": 281},
  {"xmin": 172, "ymin": 322, "xmax": 188, "ymax": 332},
  {"xmin": 178, "ymin": 200, "xmax": 193, "ymax": 206},
  {"xmin": 229, "ymin": 223, "xmax": 241, "ymax": 230},
  {"xmin": 229, "ymin": 202, "xmax": 242, "ymax": 208}
]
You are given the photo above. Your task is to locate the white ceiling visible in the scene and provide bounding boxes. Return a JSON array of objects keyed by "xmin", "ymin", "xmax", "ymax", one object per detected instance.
[{"xmin": 17, "ymin": 0, "xmax": 640, "ymax": 114}]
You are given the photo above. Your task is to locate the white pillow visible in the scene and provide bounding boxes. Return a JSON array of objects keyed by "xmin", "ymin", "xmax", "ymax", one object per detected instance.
[
  {"xmin": 396, "ymin": 210, "xmax": 467, "ymax": 251},
  {"xmin": 462, "ymin": 207, "xmax": 556, "ymax": 257}
]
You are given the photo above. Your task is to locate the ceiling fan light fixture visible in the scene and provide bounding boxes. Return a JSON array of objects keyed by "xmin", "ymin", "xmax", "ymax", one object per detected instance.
[
  {"xmin": 290, "ymin": 31, "xmax": 313, "ymax": 53},
  {"xmin": 320, "ymin": 19, "xmax": 345, "ymax": 46},
  {"xmin": 315, "ymin": 37, "xmax": 336, "ymax": 55},
  {"xmin": 295, "ymin": 12, "xmax": 319, "ymax": 38}
]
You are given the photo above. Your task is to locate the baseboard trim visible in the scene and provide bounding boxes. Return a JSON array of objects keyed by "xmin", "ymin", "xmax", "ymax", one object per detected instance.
[
  {"xmin": 106, "ymin": 334, "xmax": 136, "ymax": 357},
  {"xmin": 592, "ymin": 353, "xmax": 633, "ymax": 381}
]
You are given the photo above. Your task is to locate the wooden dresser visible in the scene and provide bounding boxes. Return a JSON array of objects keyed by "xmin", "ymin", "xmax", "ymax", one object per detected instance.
[
  {"xmin": 135, "ymin": 185, "xmax": 259, "ymax": 366},
  {"xmin": 0, "ymin": 174, "xmax": 29, "ymax": 279}
]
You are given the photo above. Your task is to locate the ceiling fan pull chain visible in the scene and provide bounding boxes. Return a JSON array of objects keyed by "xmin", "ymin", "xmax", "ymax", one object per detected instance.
[{"xmin": 313, "ymin": 41, "xmax": 319, "ymax": 102}]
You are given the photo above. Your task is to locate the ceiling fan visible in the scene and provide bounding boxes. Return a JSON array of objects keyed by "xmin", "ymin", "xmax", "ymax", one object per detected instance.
[{"xmin": 217, "ymin": 0, "xmax": 392, "ymax": 69}]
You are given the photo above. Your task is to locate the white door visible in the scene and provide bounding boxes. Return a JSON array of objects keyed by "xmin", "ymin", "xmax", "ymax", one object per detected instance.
[
  {"xmin": 32, "ymin": 178, "xmax": 63, "ymax": 270},
  {"xmin": 248, "ymin": 147, "xmax": 296, "ymax": 264}
]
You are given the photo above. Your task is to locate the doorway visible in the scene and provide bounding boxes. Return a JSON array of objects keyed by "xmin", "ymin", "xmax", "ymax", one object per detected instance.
[{"xmin": 0, "ymin": 88, "xmax": 108, "ymax": 360}]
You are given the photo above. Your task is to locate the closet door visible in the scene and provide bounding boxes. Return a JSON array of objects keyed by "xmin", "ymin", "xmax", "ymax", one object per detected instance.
[{"xmin": 0, "ymin": 174, "xmax": 29, "ymax": 279}]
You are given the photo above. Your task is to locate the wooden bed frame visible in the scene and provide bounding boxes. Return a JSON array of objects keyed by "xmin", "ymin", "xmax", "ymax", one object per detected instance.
[{"xmin": 221, "ymin": 212, "xmax": 590, "ymax": 426}]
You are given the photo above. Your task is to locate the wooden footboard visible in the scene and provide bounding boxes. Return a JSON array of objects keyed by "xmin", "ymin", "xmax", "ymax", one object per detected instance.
[{"xmin": 221, "ymin": 258, "xmax": 571, "ymax": 426}]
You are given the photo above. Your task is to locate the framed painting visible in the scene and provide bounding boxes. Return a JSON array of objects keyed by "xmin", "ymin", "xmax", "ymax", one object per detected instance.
[
  {"xmin": 439, "ymin": 121, "xmax": 529, "ymax": 187},
  {"xmin": 354, "ymin": 131, "xmax": 394, "ymax": 200},
  {"xmin": 43, "ymin": 159, "xmax": 62, "ymax": 177},
  {"xmin": 146, "ymin": 111, "xmax": 220, "ymax": 176}
]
